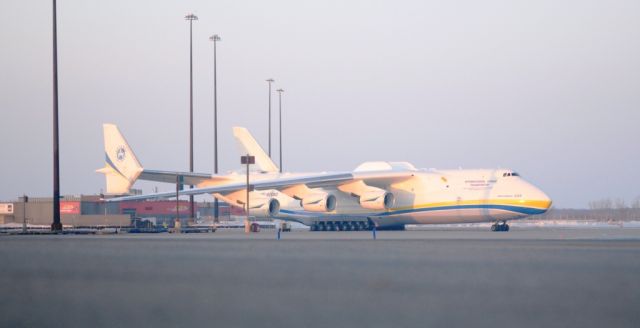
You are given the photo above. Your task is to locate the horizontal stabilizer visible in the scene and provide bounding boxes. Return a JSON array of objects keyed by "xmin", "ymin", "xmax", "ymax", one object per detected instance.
[{"xmin": 139, "ymin": 170, "xmax": 222, "ymax": 186}]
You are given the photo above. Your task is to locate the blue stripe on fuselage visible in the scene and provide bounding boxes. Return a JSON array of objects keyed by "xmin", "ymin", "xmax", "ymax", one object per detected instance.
[{"xmin": 279, "ymin": 203, "xmax": 546, "ymax": 219}]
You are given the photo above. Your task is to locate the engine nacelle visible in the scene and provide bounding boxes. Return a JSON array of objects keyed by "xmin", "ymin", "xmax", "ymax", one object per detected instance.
[
  {"xmin": 248, "ymin": 195, "xmax": 280, "ymax": 217},
  {"xmin": 301, "ymin": 192, "xmax": 337, "ymax": 212},
  {"xmin": 359, "ymin": 190, "xmax": 395, "ymax": 210}
]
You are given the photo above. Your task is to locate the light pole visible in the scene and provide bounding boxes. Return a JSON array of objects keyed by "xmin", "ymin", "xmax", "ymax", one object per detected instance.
[
  {"xmin": 266, "ymin": 78, "xmax": 275, "ymax": 157},
  {"xmin": 185, "ymin": 13, "xmax": 198, "ymax": 221},
  {"xmin": 51, "ymin": 0, "xmax": 62, "ymax": 231},
  {"xmin": 22, "ymin": 195, "xmax": 28, "ymax": 233},
  {"xmin": 276, "ymin": 88, "xmax": 284, "ymax": 173},
  {"xmin": 241, "ymin": 155, "xmax": 255, "ymax": 233},
  {"xmin": 209, "ymin": 34, "xmax": 221, "ymax": 222}
]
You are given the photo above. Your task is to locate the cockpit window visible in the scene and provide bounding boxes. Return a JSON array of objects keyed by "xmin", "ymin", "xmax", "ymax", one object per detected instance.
[
  {"xmin": 512, "ymin": 172, "xmax": 520, "ymax": 177},
  {"xmin": 502, "ymin": 172, "xmax": 520, "ymax": 177}
]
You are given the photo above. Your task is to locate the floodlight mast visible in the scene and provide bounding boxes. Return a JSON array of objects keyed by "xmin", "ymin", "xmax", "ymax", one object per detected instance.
[
  {"xmin": 266, "ymin": 78, "xmax": 275, "ymax": 158},
  {"xmin": 209, "ymin": 34, "xmax": 221, "ymax": 221},
  {"xmin": 51, "ymin": 0, "xmax": 62, "ymax": 231},
  {"xmin": 185, "ymin": 13, "xmax": 198, "ymax": 221},
  {"xmin": 276, "ymin": 88, "xmax": 284, "ymax": 173}
]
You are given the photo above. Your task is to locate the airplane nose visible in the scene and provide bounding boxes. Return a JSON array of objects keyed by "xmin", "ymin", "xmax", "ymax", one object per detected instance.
[
  {"xmin": 530, "ymin": 186, "xmax": 552, "ymax": 211},
  {"xmin": 541, "ymin": 191, "xmax": 552, "ymax": 210}
]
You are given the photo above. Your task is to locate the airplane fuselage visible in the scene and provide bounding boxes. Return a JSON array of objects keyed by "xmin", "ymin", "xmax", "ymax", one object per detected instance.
[
  {"xmin": 198, "ymin": 168, "xmax": 551, "ymax": 229},
  {"xmin": 101, "ymin": 124, "xmax": 551, "ymax": 231}
]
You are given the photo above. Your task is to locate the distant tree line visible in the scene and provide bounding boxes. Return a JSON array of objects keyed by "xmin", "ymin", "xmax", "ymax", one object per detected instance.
[
  {"xmin": 587, "ymin": 197, "xmax": 640, "ymax": 210},
  {"xmin": 528, "ymin": 196, "xmax": 640, "ymax": 221}
]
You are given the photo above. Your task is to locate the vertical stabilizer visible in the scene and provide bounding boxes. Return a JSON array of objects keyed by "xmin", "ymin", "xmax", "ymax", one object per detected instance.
[
  {"xmin": 233, "ymin": 127, "xmax": 279, "ymax": 173},
  {"xmin": 96, "ymin": 124, "xmax": 143, "ymax": 194}
]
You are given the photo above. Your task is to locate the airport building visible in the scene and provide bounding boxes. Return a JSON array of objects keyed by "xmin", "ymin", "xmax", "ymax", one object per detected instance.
[{"xmin": 0, "ymin": 195, "xmax": 239, "ymax": 227}]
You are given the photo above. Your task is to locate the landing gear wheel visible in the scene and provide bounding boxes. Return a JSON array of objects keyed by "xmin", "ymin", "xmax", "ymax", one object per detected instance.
[
  {"xmin": 344, "ymin": 223, "xmax": 352, "ymax": 231},
  {"xmin": 491, "ymin": 221, "xmax": 509, "ymax": 232}
]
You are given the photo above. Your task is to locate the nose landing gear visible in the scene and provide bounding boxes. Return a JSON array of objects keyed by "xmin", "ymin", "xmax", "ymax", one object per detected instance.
[{"xmin": 491, "ymin": 220, "xmax": 510, "ymax": 232}]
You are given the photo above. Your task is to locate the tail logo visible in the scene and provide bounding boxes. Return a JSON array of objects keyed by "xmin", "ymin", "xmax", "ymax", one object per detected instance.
[{"xmin": 116, "ymin": 146, "xmax": 126, "ymax": 161}]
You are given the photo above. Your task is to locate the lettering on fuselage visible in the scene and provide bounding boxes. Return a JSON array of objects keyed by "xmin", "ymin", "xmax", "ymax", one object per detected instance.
[
  {"xmin": 497, "ymin": 194, "xmax": 522, "ymax": 198},
  {"xmin": 262, "ymin": 191, "xmax": 279, "ymax": 198},
  {"xmin": 463, "ymin": 179, "xmax": 496, "ymax": 190}
]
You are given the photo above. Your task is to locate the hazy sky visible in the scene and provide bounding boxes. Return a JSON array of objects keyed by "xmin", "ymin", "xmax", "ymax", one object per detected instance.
[{"xmin": 1, "ymin": 0, "xmax": 639, "ymax": 208}]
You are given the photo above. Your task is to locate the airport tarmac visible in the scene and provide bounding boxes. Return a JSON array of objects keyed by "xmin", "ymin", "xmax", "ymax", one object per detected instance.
[{"xmin": 1, "ymin": 227, "xmax": 639, "ymax": 328}]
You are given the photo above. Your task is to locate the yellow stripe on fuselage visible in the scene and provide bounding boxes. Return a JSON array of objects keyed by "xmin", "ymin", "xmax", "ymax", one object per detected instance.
[{"xmin": 391, "ymin": 199, "xmax": 552, "ymax": 212}]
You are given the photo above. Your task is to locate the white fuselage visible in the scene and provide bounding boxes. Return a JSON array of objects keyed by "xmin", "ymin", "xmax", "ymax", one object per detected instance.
[
  {"xmin": 100, "ymin": 124, "xmax": 550, "ymax": 229},
  {"xmin": 198, "ymin": 168, "xmax": 551, "ymax": 228}
]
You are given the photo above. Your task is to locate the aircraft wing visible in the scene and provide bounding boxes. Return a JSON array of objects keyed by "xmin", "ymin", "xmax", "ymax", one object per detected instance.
[{"xmin": 105, "ymin": 170, "xmax": 416, "ymax": 202}]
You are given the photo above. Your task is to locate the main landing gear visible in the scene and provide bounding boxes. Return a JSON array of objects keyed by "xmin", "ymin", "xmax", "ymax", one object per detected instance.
[
  {"xmin": 491, "ymin": 220, "xmax": 510, "ymax": 232},
  {"xmin": 310, "ymin": 221, "xmax": 371, "ymax": 232}
]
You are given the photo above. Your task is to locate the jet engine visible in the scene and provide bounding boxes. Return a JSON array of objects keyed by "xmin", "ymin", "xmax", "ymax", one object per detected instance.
[
  {"xmin": 301, "ymin": 192, "xmax": 337, "ymax": 212},
  {"xmin": 247, "ymin": 194, "xmax": 280, "ymax": 217},
  {"xmin": 359, "ymin": 190, "xmax": 395, "ymax": 210}
]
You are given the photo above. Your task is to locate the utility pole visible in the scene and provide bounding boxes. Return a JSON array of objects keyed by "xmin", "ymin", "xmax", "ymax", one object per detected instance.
[
  {"xmin": 185, "ymin": 13, "xmax": 198, "ymax": 221},
  {"xmin": 209, "ymin": 34, "xmax": 221, "ymax": 222},
  {"xmin": 266, "ymin": 78, "xmax": 274, "ymax": 157},
  {"xmin": 276, "ymin": 88, "xmax": 284, "ymax": 173},
  {"xmin": 51, "ymin": 0, "xmax": 62, "ymax": 231}
]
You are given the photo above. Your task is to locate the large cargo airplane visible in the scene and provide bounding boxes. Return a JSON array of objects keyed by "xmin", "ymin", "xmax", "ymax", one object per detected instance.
[{"xmin": 98, "ymin": 124, "xmax": 551, "ymax": 231}]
